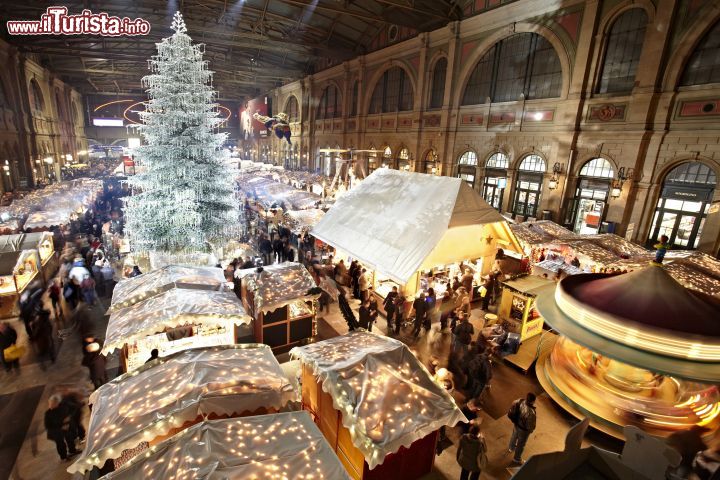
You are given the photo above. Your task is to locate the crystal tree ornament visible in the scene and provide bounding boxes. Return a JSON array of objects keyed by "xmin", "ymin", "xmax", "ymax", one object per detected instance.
[{"xmin": 124, "ymin": 12, "xmax": 239, "ymax": 254}]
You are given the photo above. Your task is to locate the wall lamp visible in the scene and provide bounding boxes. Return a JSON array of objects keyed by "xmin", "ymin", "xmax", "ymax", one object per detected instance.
[
  {"xmin": 548, "ymin": 162, "xmax": 564, "ymax": 190},
  {"xmin": 611, "ymin": 167, "xmax": 634, "ymax": 198}
]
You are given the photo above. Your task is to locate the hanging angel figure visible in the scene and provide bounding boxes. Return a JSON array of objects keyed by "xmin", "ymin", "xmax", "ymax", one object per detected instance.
[{"xmin": 253, "ymin": 111, "xmax": 292, "ymax": 145}]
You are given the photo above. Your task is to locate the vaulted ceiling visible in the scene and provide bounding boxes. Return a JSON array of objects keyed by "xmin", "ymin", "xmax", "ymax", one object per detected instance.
[{"xmin": 0, "ymin": 1, "xmax": 462, "ymax": 100}]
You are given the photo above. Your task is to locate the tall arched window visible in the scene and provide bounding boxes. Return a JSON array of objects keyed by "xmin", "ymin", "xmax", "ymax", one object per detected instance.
[
  {"xmin": 424, "ymin": 150, "xmax": 438, "ymax": 174},
  {"xmin": 429, "ymin": 58, "xmax": 447, "ymax": 109},
  {"xmin": 512, "ymin": 154, "xmax": 546, "ymax": 219},
  {"xmin": 285, "ymin": 96, "xmax": 299, "ymax": 122},
  {"xmin": 350, "ymin": 81, "xmax": 359, "ymax": 116},
  {"xmin": 649, "ymin": 162, "xmax": 716, "ymax": 249},
  {"xmin": 457, "ymin": 151, "xmax": 478, "ymax": 187},
  {"xmin": 397, "ymin": 147, "xmax": 411, "ymax": 171},
  {"xmin": 462, "ymin": 33, "xmax": 562, "ymax": 105},
  {"xmin": 570, "ymin": 158, "xmax": 615, "ymax": 234},
  {"xmin": 29, "ymin": 80, "xmax": 44, "ymax": 113},
  {"xmin": 680, "ymin": 20, "xmax": 720, "ymax": 86},
  {"xmin": 596, "ymin": 8, "xmax": 648, "ymax": 94},
  {"xmin": 381, "ymin": 146, "xmax": 393, "ymax": 168},
  {"xmin": 482, "ymin": 152, "xmax": 509, "ymax": 210},
  {"xmin": 368, "ymin": 67, "xmax": 414, "ymax": 114},
  {"xmin": 316, "ymin": 85, "xmax": 341, "ymax": 119}
]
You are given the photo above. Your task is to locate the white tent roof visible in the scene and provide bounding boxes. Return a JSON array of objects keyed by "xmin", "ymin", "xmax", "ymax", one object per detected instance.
[
  {"xmin": 311, "ymin": 169, "xmax": 509, "ymax": 284},
  {"xmin": 291, "ymin": 331, "xmax": 466, "ymax": 469},
  {"xmin": 68, "ymin": 345, "xmax": 296, "ymax": 475},
  {"xmin": 99, "ymin": 413, "xmax": 350, "ymax": 480}
]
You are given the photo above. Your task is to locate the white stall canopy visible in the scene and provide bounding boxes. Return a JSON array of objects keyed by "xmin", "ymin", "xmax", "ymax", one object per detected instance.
[
  {"xmin": 311, "ymin": 169, "xmax": 520, "ymax": 284},
  {"xmin": 68, "ymin": 345, "xmax": 296, "ymax": 475},
  {"xmin": 99, "ymin": 412, "xmax": 350, "ymax": 480}
]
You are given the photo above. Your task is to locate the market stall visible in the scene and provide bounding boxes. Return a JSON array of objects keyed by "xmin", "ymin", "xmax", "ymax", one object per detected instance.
[
  {"xmin": 0, "ymin": 249, "xmax": 41, "ymax": 318},
  {"xmin": 108, "ymin": 265, "xmax": 227, "ymax": 313},
  {"xmin": 0, "ymin": 232, "xmax": 57, "ymax": 283},
  {"xmin": 291, "ymin": 331, "xmax": 466, "ymax": 480},
  {"xmin": 23, "ymin": 210, "xmax": 74, "ymax": 231},
  {"xmin": 98, "ymin": 412, "xmax": 350, "ymax": 480},
  {"xmin": 237, "ymin": 262, "xmax": 319, "ymax": 353},
  {"xmin": 310, "ymin": 169, "xmax": 521, "ymax": 312},
  {"xmin": 535, "ymin": 266, "xmax": 720, "ymax": 439},
  {"xmin": 497, "ymin": 275, "xmax": 554, "ymax": 342},
  {"xmin": 68, "ymin": 345, "xmax": 296, "ymax": 475},
  {"xmin": 283, "ymin": 209, "xmax": 325, "ymax": 236},
  {"xmin": 102, "ymin": 287, "xmax": 252, "ymax": 372}
]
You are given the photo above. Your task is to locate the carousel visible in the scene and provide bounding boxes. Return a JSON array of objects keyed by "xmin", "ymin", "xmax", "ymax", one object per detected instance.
[{"xmin": 535, "ymin": 265, "xmax": 720, "ymax": 439}]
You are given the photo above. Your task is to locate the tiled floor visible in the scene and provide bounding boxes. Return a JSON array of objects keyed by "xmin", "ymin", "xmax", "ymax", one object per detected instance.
[{"xmin": 4, "ymin": 283, "xmax": 622, "ymax": 480}]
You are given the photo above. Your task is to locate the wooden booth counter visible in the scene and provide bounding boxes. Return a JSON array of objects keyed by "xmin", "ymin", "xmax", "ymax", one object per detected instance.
[
  {"xmin": 237, "ymin": 262, "xmax": 320, "ymax": 353},
  {"xmin": 291, "ymin": 331, "xmax": 466, "ymax": 480},
  {"xmin": 0, "ymin": 249, "xmax": 40, "ymax": 318}
]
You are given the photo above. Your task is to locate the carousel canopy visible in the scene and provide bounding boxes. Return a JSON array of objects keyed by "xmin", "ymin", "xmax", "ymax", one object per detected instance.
[
  {"xmin": 68, "ymin": 345, "xmax": 296, "ymax": 475},
  {"xmin": 290, "ymin": 331, "xmax": 466, "ymax": 469},
  {"xmin": 311, "ymin": 169, "xmax": 519, "ymax": 284},
  {"xmin": 108, "ymin": 265, "xmax": 227, "ymax": 313},
  {"xmin": 102, "ymin": 288, "xmax": 251, "ymax": 355},
  {"xmin": 235, "ymin": 262, "xmax": 319, "ymax": 315},
  {"xmin": 99, "ymin": 413, "xmax": 350, "ymax": 480},
  {"xmin": 536, "ymin": 266, "xmax": 720, "ymax": 382}
]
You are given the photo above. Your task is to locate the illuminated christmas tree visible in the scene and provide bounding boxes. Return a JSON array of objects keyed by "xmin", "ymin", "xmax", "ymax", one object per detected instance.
[{"xmin": 124, "ymin": 12, "xmax": 238, "ymax": 254}]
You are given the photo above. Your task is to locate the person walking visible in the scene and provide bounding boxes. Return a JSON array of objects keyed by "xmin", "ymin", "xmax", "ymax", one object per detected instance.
[
  {"xmin": 456, "ymin": 424, "xmax": 487, "ymax": 480},
  {"xmin": 393, "ymin": 293, "xmax": 405, "ymax": 335},
  {"xmin": 358, "ymin": 269, "xmax": 369, "ymax": 303},
  {"xmin": 81, "ymin": 338, "xmax": 107, "ymax": 390},
  {"xmin": 439, "ymin": 290, "xmax": 454, "ymax": 331},
  {"xmin": 411, "ymin": 292, "xmax": 427, "ymax": 337},
  {"xmin": 351, "ymin": 263, "xmax": 362, "ymax": 299},
  {"xmin": 508, "ymin": 392, "xmax": 537, "ymax": 464},
  {"xmin": 383, "ymin": 286, "xmax": 398, "ymax": 332},
  {"xmin": 29, "ymin": 308, "xmax": 56, "ymax": 366},
  {"xmin": 272, "ymin": 235, "xmax": 284, "ymax": 264},
  {"xmin": 0, "ymin": 322, "xmax": 21, "ymax": 372},
  {"xmin": 452, "ymin": 313, "xmax": 474, "ymax": 355},
  {"xmin": 359, "ymin": 300, "xmax": 371, "ymax": 330},
  {"xmin": 47, "ymin": 278, "xmax": 63, "ymax": 321},
  {"xmin": 44, "ymin": 394, "xmax": 78, "ymax": 461},
  {"xmin": 468, "ymin": 353, "xmax": 492, "ymax": 401},
  {"xmin": 368, "ymin": 296, "xmax": 379, "ymax": 332}
]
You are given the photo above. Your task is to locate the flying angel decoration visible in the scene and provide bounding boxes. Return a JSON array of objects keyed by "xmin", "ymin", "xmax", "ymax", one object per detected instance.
[{"xmin": 253, "ymin": 111, "xmax": 292, "ymax": 144}]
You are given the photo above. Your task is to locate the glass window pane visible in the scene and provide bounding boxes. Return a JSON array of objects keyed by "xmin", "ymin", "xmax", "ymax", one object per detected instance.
[
  {"xmin": 494, "ymin": 33, "xmax": 532, "ymax": 102},
  {"xmin": 528, "ymin": 35, "xmax": 563, "ymax": 99},
  {"xmin": 486, "ymin": 152, "xmax": 509, "ymax": 169},
  {"xmin": 680, "ymin": 20, "xmax": 720, "ymax": 86},
  {"xmin": 519, "ymin": 154, "xmax": 546, "ymax": 172},
  {"xmin": 462, "ymin": 49, "xmax": 495, "ymax": 105},
  {"xmin": 597, "ymin": 8, "xmax": 648, "ymax": 94},
  {"xmin": 579, "ymin": 158, "xmax": 615, "ymax": 178},
  {"xmin": 429, "ymin": 58, "xmax": 447, "ymax": 109}
]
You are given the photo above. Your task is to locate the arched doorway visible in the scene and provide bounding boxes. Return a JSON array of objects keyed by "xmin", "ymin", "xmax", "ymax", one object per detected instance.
[
  {"xmin": 381, "ymin": 146, "xmax": 392, "ymax": 169},
  {"xmin": 648, "ymin": 162, "xmax": 716, "ymax": 250},
  {"xmin": 456, "ymin": 151, "xmax": 478, "ymax": 187},
  {"xmin": 367, "ymin": 145, "xmax": 378, "ymax": 175},
  {"xmin": 569, "ymin": 158, "xmax": 614, "ymax": 234},
  {"xmin": 423, "ymin": 150, "xmax": 438, "ymax": 174},
  {"xmin": 512, "ymin": 154, "xmax": 546, "ymax": 219},
  {"xmin": 482, "ymin": 152, "xmax": 509, "ymax": 210},
  {"xmin": 397, "ymin": 147, "xmax": 411, "ymax": 171}
]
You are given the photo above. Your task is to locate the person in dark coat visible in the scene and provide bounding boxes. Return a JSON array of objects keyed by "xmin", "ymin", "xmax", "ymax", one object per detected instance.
[
  {"xmin": 0, "ymin": 322, "xmax": 20, "ymax": 372},
  {"xmin": 62, "ymin": 391, "xmax": 86, "ymax": 444},
  {"xmin": 481, "ymin": 273, "xmax": 496, "ymax": 311},
  {"xmin": 44, "ymin": 394, "xmax": 78, "ymax": 461},
  {"xmin": 30, "ymin": 308, "xmax": 55, "ymax": 365},
  {"xmin": 452, "ymin": 313, "xmax": 474, "ymax": 355},
  {"xmin": 393, "ymin": 293, "xmax": 405, "ymax": 334},
  {"xmin": 358, "ymin": 300, "xmax": 371, "ymax": 330},
  {"xmin": 382, "ymin": 286, "xmax": 398, "ymax": 332},
  {"xmin": 456, "ymin": 424, "xmax": 487, "ymax": 480},
  {"xmin": 412, "ymin": 293, "xmax": 427, "ymax": 337},
  {"xmin": 508, "ymin": 392, "xmax": 537, "ymax": 464},
  {"xmin": 439, "ymin": 290, "xmax": 454, "ymax": 330},
  {"xmin": 259, "ymin": 236, "xmax": 273, "ymax": 266},
  {"xmin": 272, "ymin": 235, "xmax": 284, "ymax": 264},
  {"xmin": 81, "ymin": 338, "xmax": 107, "ymax": 390},
  {"xmin": 368, "ymin": 297, "xmax": 379, "ymax": 332}
]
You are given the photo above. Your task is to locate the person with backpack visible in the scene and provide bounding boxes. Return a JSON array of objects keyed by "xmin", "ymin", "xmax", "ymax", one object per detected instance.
[
  {"xmin": 456, "ymin": 424, "xmax": 487, "ymax": 480},
  {"xmin": 507, "ymin": 392, "xmax": 537, "ymax": 464},
  {"xmin": 452, "ymin": 313, "xmax": 474, "ymax": 354}
]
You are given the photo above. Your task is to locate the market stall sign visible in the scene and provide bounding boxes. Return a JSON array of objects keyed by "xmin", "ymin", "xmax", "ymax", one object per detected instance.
[{"xmin": 661, "ymin": 185, "xmax": 713, "ymax": 202}]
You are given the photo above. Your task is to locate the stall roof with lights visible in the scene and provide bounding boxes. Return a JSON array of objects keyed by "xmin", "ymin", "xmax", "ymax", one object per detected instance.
[
  {"xmin": 284, "ymin": 209, "xmax": 326, "ymax": 234},
  {"xmin": 235, "ymin": 262, "xmax": 319, "ymax": 315},
  {"xmin": 108, "ymin": 264, "xmax": 227, "ymax": 313},
  {"xmin": 311, "ymin": 169, "xmax": 521, "ymax": 284},
  {"xmin": 68, "ymin": 345, "xmax": 296, "ymax": 475},
  {"xmin": 99, "ymin": 413, "xmax": 350, "ymax": 480},
  {"xmin": 291, "ymin": 331, "xmax": 466, "ymax": 469},
  {"xmin": 0, "ymin": 232, "xmax": 52, "ymax": 253},
  {"xmin": 102, "ymin": 288, "xmax": 251, "ymax": 355}
]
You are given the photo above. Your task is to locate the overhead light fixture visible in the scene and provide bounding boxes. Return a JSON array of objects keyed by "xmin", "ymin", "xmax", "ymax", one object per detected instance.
[
  {"xmin": 44, "ymin": 156, "xmax": 54, "ymax": 165},
  {"xmin": 548, "ymin": 162, "xmax": 564, "ymax": 190},
  {"xmin": 611, "ymin": 186, "xmax": 622, "ymax": 198}
]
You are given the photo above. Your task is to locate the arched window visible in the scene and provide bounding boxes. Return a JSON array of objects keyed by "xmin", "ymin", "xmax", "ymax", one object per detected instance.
[
  {"xmin": 512, "ymin": 154, "xmax": 546, "ymax": 219},
  {"xmin": 368, "ymin": 67, "xmax": 414, "ymax": 114},
  {"xmin": 316, "ymin": 85, "xmax": 341, "ymax": 119},
  {"xmin": 597, "ymin": 8, "xmax": 648, "ymax": 94},
  {"xmin": 350, "ymin": 81, "xmax": 359, "ymax": 116},
  {"xmin": 457, "ymin": 151, "xmax": 478, "ymax": 186},
  {"xmin": 429, "ymin": 58, "xmax": 447, "ymax": 109},
  {"xmin": 649, "ymin": 162, "xmax": 716, "ymax": 249},
  {"xmin": 483, "ymin": 152, "xmax": 509, "ymax": 210},
  {"xmin": 367, "ymin": 145, "xmax": 379, "ymax": 174},
  {"xmin": 680, "ymin": 20, "xmax": 720, "ymax": 86},
  {"xmin": 518, "ymin": 154, "xmax": 546, "ymax": 172},
  {"xmin": 570, "ymin": 158, "xmax": 616, "ymax": 234},
  {"xmin": 398, "ymin": 147, "xmax": 411, "ymax": 171},
  {"xmin": 381, "ymin": 146, "xmax": 393, "ymax": 168},
  {"xmin": 424, "ymin": 150, "xmax": 438, "ymax": 174},
  {"xmin": 285, "ymin": 96, "xmax": 299, "ymax": 122},
  {"xmin": 29, "ymin": 80, "xmax": 44, "ymax": 113},
  {"xmin": 579, "ymin": 157, "xmax": 614, "ymax": 178},
  {"xmin": 462, "ymin": 33, "xmax": 562, "ymax": 105}
]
